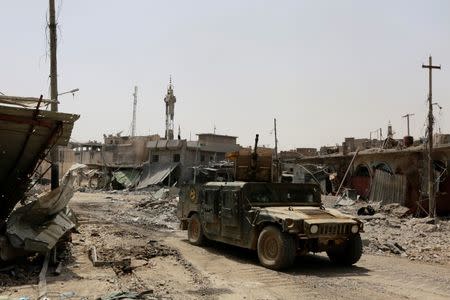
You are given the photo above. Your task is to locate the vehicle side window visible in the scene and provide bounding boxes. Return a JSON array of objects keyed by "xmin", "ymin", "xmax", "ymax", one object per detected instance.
[
  {"xmin": 247, "ymin": 185, "xmax": 272, "ymax": 203},
  {"xmin": 205, "ymin": 190, "xmax": 220, "ymax": 213}
]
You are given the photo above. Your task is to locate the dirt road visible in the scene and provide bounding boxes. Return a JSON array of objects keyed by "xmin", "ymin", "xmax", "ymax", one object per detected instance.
[
  {"xmin": 166, "ymin": 233, "xmax": 450, "ymax": 299},
  {"xmin": 2, "ymin": 192, "xmax": 450, "ymax": 299}
]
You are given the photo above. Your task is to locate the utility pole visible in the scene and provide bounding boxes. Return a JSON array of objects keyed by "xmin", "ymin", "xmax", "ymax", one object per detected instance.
[
  {"xmin": 274, "ymin": 118, "xmax": 278, "ymax": 161},
  {"xmin": 273, "ymin": 118, "xmax": 278, "ymax": 182},
  {"xmin": 49, "ymin": 0, "xmax": 59, "ymax": 190},
  {"xmin": 131, "ymin": 86, "xmax": 138, "ymax": 137},
  {"xmin": 402, "ymin": 113, "xmax": 415, "ymax": 136},
  {"xmin": 422, "ymin": 56, "xmax": 441, "ymax": 218}
]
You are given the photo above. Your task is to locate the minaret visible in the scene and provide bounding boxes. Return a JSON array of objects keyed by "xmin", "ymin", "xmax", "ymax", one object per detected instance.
[
  {"xmin": 387, "ymin": 121, "xmax": 393, "ymax": 138},
  {"xmin": 164, "ymin": 77, "xmax": 176, "ymax": 140}
]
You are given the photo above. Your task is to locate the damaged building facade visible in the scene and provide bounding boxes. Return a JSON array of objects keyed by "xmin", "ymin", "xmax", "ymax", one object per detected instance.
[
  {"xmin": 291, "ymin": 133, "xmax": 450, "ymax": 216},
  {"xmin": 144, "ymin": 133, "xmax": 240, "ymax": 186},
  {"xmin": 47, "ymin": 81, "xmax": 241, "ymax": 190}
]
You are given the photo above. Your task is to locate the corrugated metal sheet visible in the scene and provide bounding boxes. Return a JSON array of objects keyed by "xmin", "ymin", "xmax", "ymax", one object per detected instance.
[
  {"xmin": 369, "ymin": 170, "xmax": 406, "ymax": 205},
  {"xmin": 0, "ymin": 104, "xmax": 79, "ymax": 221},
  {"xmin": 136, "ymin": 162, "xmax": 179, "ymax": 189},
  {"xmin": 111, "ymin": 169, "xmax": 141, "ymax": 189},
  {"xmin": 6, "ymin": 165, "xmax": 82, "ymax": 253},
  {"xmin": 0, "ymin": 95, "xmax": 57, "ymax": 108}
]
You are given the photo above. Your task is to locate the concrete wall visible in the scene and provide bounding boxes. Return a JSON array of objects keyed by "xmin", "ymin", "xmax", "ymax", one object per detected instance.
[{"xmin": 198, "ymin": 134, "xmax": 237, "ymax": 145}]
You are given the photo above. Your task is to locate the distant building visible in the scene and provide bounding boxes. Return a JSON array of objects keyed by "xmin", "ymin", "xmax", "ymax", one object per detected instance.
[
  {"xmin": 147, "ymin": 133, "xmax": 239, "ymax": 166},
  {"xmin": 296, "ymin": 148, "xmax": 318, "ymax": 157},
  {"xmin": 102, "ymin": 134, "xmax": 160, "ymax": 166},
  {"xmin": 144, "ymin": 133, "xmax": 240, "ymax": 186}
]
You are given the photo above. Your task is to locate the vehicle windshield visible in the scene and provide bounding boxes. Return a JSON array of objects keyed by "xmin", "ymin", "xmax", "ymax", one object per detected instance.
[{"xmin": 244, "ymin": 183, "xmax": 320, "ymax": 205}]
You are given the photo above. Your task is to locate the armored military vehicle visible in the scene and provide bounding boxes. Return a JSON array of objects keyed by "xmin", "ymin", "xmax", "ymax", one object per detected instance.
[{"xmin": 177, "ymin": 181, "xmax": 363, "ymax": 270}]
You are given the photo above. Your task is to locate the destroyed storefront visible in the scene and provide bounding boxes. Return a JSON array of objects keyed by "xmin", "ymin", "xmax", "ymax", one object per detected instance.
[{"xmin": 297, "ymin": 145, "xmax": 450, "ymax": 216}]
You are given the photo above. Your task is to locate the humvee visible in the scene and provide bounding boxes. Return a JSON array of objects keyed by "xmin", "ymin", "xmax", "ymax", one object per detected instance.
[{"xmin": 177, "ymin": 182, "xmax": 363, "ymax": 270}]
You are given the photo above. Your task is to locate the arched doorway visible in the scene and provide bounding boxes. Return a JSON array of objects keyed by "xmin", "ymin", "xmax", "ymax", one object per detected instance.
[{"xmin": 351, "ymin": 164, "xmax": 372, "ymax": 199}]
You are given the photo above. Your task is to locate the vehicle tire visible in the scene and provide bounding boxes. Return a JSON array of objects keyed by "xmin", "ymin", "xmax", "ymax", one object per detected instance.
[
  {"xmin": 188, "ymin": 213, "xmax": 205, "ymax": 246},
  {"xmin": 327, "ymin": 234, "xmax": 363, "ymax": 266},
  {"xmin": 257, "ymin": 225, "xmax": 296, "ymax": 270}
]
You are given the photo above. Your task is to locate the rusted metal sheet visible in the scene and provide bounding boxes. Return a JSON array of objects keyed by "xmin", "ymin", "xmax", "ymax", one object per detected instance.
[
  {"xmin": 136, "ymin": 162, "xmax": 179, "ymax": 189},
  {"xmin": 5, "ymin": 164, "xmax": 84, "ymax": 253},
  {"xmin": 369, "ymin": 170, "xmax": 406, "ymax": 205},
  {"xmin": 351, "ymin": 176, "xmax": 371, "ymax": 199}
]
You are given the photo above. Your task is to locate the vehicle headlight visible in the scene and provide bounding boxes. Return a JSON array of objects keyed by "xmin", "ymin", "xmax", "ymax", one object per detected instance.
[
  {"xmin": 310, "ymin": 224, "xmax": 319, "ymax": 234},
  {"xmin": 351, "ymin": 224, "xmax": 359, "ymax": 234},
  {"xmin": 285, "ymin": 218, "xmax": 295, "ymax": 229}
]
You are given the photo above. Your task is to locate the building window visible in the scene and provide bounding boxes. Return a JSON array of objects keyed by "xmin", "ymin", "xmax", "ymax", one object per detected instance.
[
  {"xmin": 173, "ymin": 154, "xmax": 180, "ymax": 162},
  {"xmin": 152, "ymin": 155, "xmax": 159, "ymax": 163},
  {"xmin": 200, "ymin": 154, "xmax": 205, "ymax": 162}
]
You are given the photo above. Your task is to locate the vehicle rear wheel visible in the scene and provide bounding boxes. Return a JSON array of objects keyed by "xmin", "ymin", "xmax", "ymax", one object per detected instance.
[
  {"xmin": 257, "ymin": 225, "xmax": 296, "ymax": 270},
  {"xmin": 188, "ymin": 213, "xmax": 205, "ymax": 246},
  {"xmin": 327, "ymin": 234, "xmax": 363, "ymax": 266}
]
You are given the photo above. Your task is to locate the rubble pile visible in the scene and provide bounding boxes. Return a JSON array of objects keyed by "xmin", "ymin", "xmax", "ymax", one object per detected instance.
[
  {"xmin": 133, "ymin": 187, "xmax": 180, "ymax": 230},
  {"xmin": 362, "ymin": 213, "xmax": 450, "ymax": 264},
  {"xmin": 326, "ymin": 196, "xmax": 450, "ymax": 264}
]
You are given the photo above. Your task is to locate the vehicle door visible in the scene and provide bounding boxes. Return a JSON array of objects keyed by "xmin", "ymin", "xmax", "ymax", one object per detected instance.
[
  {"xmin": 220, "ymin": 189, "xmax": 241, "ymax": 240},
  {"xmin": 201, "ymin": 188, "xmax": 220, "ymax": 235}
]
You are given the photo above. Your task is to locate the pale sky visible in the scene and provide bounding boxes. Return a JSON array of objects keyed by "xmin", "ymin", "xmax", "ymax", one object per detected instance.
[{"xmin": 1, "ymin": 1, "xmax": 450, "ymax": 150}]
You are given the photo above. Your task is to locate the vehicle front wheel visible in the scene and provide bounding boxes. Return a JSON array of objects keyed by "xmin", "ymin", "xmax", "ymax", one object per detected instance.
[
  {"xmin": 327, "ymin": 233, "xmax": 363, "ymax": 266},
  {"xmin": 187, "ymin": 213, "xmax": 205, "ymax": 246},
  {"xmin": 257, "ymin": 225, "xmax": 296, "ymax": 270}
]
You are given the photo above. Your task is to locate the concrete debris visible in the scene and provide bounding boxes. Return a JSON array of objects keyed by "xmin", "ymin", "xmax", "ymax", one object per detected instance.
[
  {"xmin": 89, "ymin": 245, "xmax": 131, "ymax": 270},
  {"xmin": 323, "ymin": 196, "xmax": 450, "ymax": 264},
  {"xmin": 133, "ymin": 187, "xmax": 180, "ymax": 230},
  {"xmin": 380, "ymin": 203, "xmax": 411, "ymax": 218}
]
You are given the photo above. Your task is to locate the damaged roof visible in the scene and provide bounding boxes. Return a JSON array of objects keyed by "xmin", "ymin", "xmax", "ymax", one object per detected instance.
[{"xmin": 0, "ymin": 103, "xmax": 79, "ymax": 222}]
